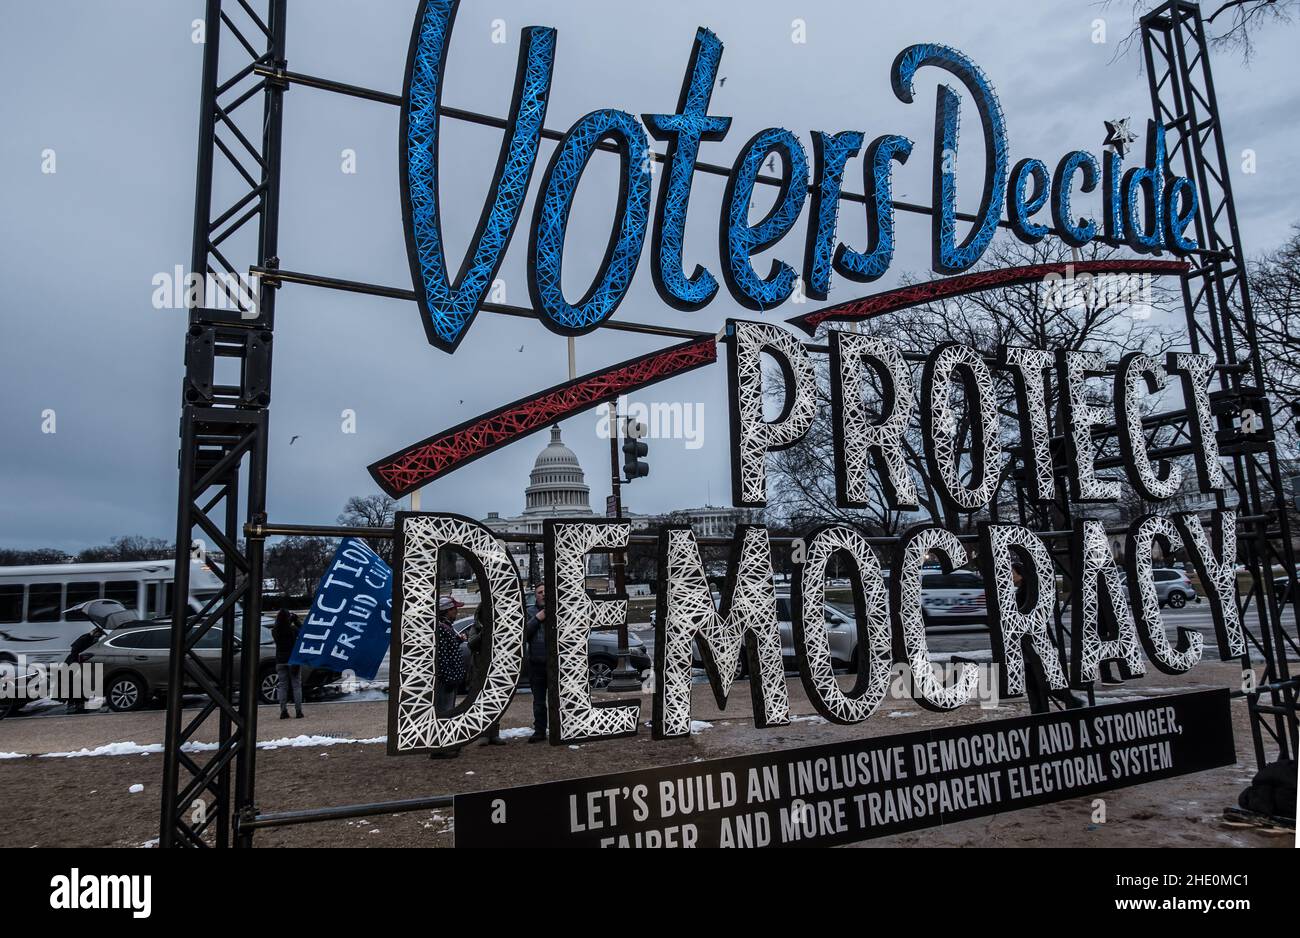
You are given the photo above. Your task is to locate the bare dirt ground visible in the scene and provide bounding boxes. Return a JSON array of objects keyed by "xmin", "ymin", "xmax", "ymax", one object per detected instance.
[{"xmin": 0, "ymin": 662, "xmax": 1290, "ymax": 848}]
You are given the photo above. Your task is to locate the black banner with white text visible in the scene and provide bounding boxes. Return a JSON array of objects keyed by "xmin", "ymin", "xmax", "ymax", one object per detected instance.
[{"xmin": 453, "ymin": 690, "xmax": 1236, "ymax": 848}]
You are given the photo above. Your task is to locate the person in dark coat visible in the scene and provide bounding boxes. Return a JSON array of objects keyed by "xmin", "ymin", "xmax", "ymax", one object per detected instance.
[
  {"xmin": 523, "ymin": 583, "xmax": 549, "ymax": 742},
  {"xmin": 466, "ymin": 601, "xmax": 504, "ymax": 745},
  {"xmin": 64, "ymin": 623, "xmax": 107, "ymax": 713},
  {"xmin": 273, "ymin": 608, "xmax": 304, "ymax": 719},
  {"xmin": 1014, "ymin": 561, "xmax": 1084, "ymax": 712},
  {"xmin": 430, "ymin": 595, "xmax": 468, "ymax": 759}
]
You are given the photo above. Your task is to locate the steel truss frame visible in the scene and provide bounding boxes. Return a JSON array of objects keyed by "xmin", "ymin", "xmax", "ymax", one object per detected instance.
[
  {"xmin": 162, "ymin": 0, "xmax": 1295, "ymax": 846},
  {"xmin": 160, "ymin": 0, "xmax": 285, "ymax": 848},
  {"xmin": 1140, "ymin": 0, "xmax": 1298, "ymax": 769}
]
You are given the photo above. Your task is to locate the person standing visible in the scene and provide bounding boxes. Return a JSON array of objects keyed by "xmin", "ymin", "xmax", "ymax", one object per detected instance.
[
  {"xmin": 466, "ymin": 601, "xmax": 504, "ymax": 745},
  {"xmin": 430, "ymin": 595, "xmax": 468, "ymax": 759},
  {"xmin": 64, "ymin": 622, "xmax": 106, "ymax": 714},
  {"xmin": 273, "ymin": 608, "xmax": 304, "ymax": 719},
  {"xmin": 523, "ymin": 583, "xmax": 549, "ymax": 743}
]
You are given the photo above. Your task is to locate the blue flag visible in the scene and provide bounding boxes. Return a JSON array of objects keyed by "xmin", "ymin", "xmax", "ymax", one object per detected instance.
[{"xmin": 291, "ymin": 538, "xmax": 392, "ymax": 680}]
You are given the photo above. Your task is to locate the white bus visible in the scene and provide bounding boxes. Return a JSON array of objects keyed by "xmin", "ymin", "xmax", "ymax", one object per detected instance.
[{"xmin": 0, "ymin": 560, "xmax": 224, "ymax": 664}]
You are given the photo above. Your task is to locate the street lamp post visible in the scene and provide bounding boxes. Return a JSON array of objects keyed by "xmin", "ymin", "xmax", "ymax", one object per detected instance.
[{"xmin": 607, "ymin": 403, "xmax": 642, "ymax": 692}]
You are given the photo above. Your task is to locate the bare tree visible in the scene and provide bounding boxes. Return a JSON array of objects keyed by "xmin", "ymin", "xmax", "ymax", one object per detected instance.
[
  {"xmin": 769, "ymin": 236, "xmax": 1182, "ymax": 535},
  {"xmin": 0, "ymin": 548, "xmax": 73, "ymax": 566},
  {"xmin": 76, "ymin": 535, "xmax": 174, "ymax": 563},
  {"xmin": 1249, "ymin": 225, "xmax": 1300, "ymax": 456},
  {"xmin": 265, "ymin": 537, "xmax": 335, "ymax": 599},
  {"xmin": 338, "ymin": 494, "xmax": 400, "ymax": 565},
  {"xmin": 1108, "ymin": 0, "xmax": 1297, "ymax": 64}
]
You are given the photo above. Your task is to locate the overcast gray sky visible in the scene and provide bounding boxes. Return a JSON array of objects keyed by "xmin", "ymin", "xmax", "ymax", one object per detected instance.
[{"xmin": 1, "ymin": 0, "xmax": 1297, "ymax": 551}]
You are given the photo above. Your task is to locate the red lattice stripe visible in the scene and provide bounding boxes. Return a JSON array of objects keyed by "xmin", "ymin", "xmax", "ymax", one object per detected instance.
[
  {"xmin": 369, "ymin": 336, "xmax": 718, "ymax": 498},
  {"xmin": 786, "ymin": 259, "xmax": 1190, "ymax": 335}
]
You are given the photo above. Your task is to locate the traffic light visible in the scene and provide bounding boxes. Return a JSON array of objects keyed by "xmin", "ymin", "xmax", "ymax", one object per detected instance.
[{"xmin": 622, "ymin": 418, "xmax": 649, "ymax": 482}]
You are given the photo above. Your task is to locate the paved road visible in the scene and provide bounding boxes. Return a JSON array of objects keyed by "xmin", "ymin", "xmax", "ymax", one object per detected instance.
[
  {"xmin": 631, "ymin": 601, "xmax": 1238, "ymax": 660},
  {"xmin": 1, "ymin": 601, "xmax": 1282, "ymax": 725},
  {"xmin": 830, "ymin": 601, "xmax": 1244, "ymax": 658}
]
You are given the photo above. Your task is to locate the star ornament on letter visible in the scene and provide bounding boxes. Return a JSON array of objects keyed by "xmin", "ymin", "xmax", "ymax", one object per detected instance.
[{"xmin": 1104, "ymin": 118, "xmax": 1139, "ymax": 158}]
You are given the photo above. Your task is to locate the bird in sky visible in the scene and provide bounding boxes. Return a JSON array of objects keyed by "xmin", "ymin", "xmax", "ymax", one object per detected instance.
[{"xmin": 289, "ymin": 435, "xmax": 300, "ymax": 446}]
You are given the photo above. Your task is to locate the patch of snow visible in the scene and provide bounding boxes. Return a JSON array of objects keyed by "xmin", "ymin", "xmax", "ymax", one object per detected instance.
[
  {"xmin": 36, "ymin": 734, "xmax": 386, "ymax": 759},
  {"xmin": 0, "ymin": 752, "xmax": 27, "ymax": 760},
  {"xmin": 332, "ymin": 688, "xmax": 389, "ymax": 703},
  {"xmin": 788, "ymin": 714, "xmax": 826, "ymax": 725},
  {"xmin": 41, "ymin": 741, "xmax": 177, "ymax": 758},
  {"xmin": 129, "ymin": 784, "xmax": 144, "ymax": 794},
  {"xmin": 499, "ymin": 727, "xmax": 535, "ymax": 740},
  {"xmin": 255, "ymin": 734, "xmax": 386, "ymax": 750},
  {"xmin": 689, "ymin": 720, "xmax": 713, "ymax": 734},
  {"xmin": 887, "ymin": 711, "xmax": 915, "ymax": 718}
]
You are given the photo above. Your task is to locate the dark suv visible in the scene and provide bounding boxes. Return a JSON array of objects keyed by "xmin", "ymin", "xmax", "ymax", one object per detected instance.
[{"xmin": 521, "ymin": 594, "xmax": 652, "ymax": 688}]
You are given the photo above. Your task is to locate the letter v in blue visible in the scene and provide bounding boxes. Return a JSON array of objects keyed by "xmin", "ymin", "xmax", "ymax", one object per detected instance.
[{"xmin": 402, "ymin": 0, "xmax": 556, "ymax": 352}]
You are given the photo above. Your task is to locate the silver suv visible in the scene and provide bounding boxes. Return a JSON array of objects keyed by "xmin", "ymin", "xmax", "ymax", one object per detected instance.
[
  {"xmin": 83, "ymin": 623, "xmax": 337, "ymax": 712},
  {"xmin": 681, "ymin": 593, "xmax": 858, "ymax": 677},
  {"xmin": 1150, "ymin": 568, "xmax": 1199, "ymax": 608}
]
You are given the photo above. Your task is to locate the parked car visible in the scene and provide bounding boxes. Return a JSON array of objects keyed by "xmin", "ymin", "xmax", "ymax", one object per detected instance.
[
  {"xmin": 650, "ymin": 571, "xmax": 988, "ymax": 678},
  {"xmin": 522, "ymin": 594, "xmax": 651, "ymax": 688},
  {"xmin": 0, "ymin": 657, "xmax": 42, "ymax": 720},
  {"xmin": 0, "ymin": 599, "xmax": 150, "ymax": 717},
  {"xmin": 1149, "ymin": 568, "xmax": 1199, "ymax": 608},
  {"xmin": 1116, "ymin": 568, "xmax": 1201, "ymax": 608},
  {"xmin": 1271, "ymin": 567, "xmax": 1299, "ymax": 607},
  {"xmin": 918, "ymin": 570, "xmax": 987, "ymax": 622},
  {"xmin": 0, "ymin": 599, "xmax": 147, "ymax": 718},
  {"xmin": 663, "ymin": 592, "xmax": 858, "ymax": 678},
  {"xmin": 587, "ymin": 629, "xmax": 651, "ymax": 688},
  {"xmin": 81, "ymin": 620, "xmax": 338, "ymax": 712}
]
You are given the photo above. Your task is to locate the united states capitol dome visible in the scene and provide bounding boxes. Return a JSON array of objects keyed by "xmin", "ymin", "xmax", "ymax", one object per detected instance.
[{"xmin": 523, "ymin": 425, "xmax": 592, "ymax": 515}]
